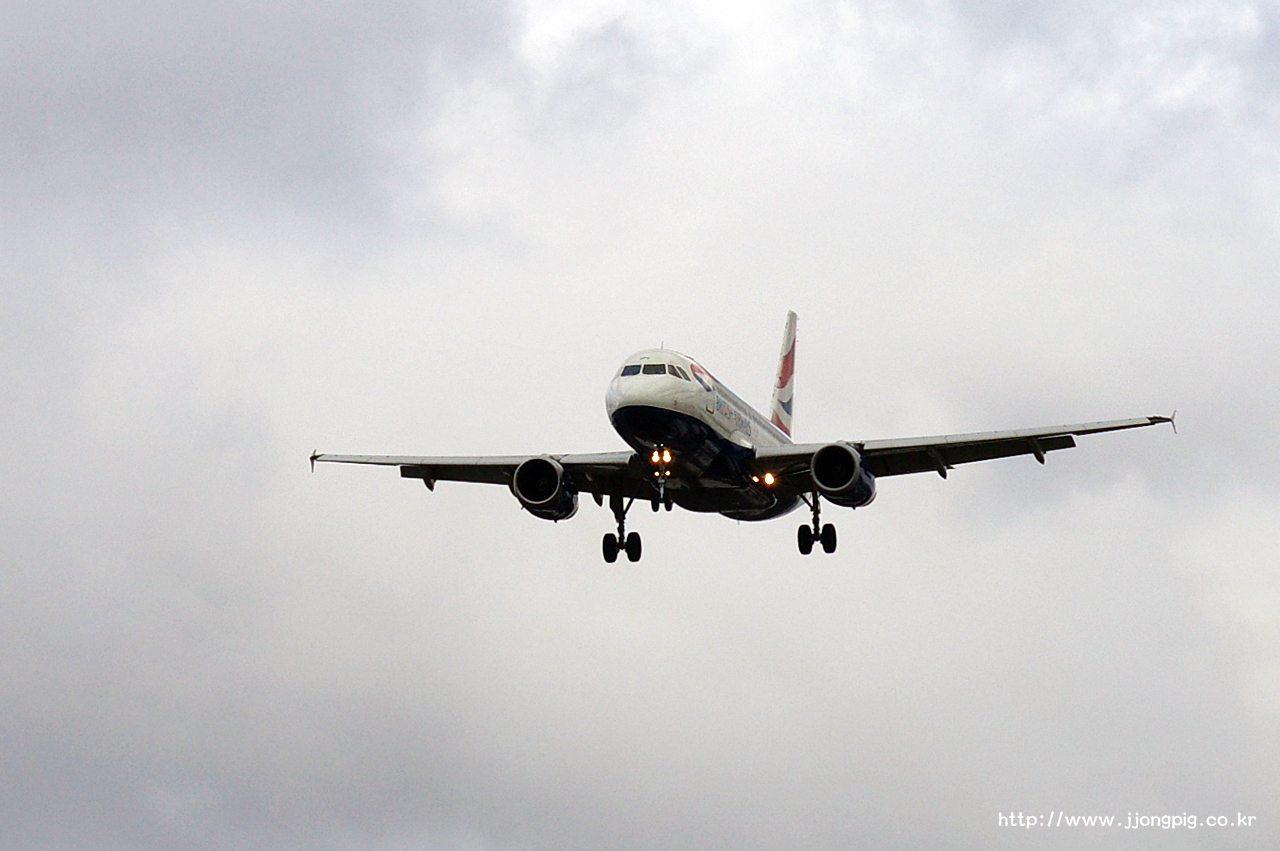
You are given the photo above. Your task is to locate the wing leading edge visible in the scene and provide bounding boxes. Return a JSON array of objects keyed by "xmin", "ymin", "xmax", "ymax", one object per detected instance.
[
  {"xmin": 754, "ymin": 415, "xmax": 1173, "ymax": 483},
  {"xmin": 310, "ymin": 450, "xmax": 651, "ymax": 498}
]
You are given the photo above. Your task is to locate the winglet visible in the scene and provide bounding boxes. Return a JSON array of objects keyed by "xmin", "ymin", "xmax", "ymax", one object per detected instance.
[
  {"xmin": 1169, "ymin": 410, "xmax": 1177, "ymax": 434},
  {"xmin": 310, "ymin": 451, "xmax": 319, "ymax": 472}
]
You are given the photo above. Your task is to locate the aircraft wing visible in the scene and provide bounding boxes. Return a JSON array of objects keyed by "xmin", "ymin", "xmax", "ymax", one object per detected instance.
[
  {"xmin": 754, "ymin": 415, "xmax": 1173, "ymax": 482},
  {"xmin": 310, "ymin": 450, "xmax": 652, "ymax": 498}
]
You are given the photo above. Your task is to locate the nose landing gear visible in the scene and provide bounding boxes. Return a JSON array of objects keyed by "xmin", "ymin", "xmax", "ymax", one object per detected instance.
[
  {"xmin": 602, "ymin": 493, "xmax": 642, "ymax": 563},
  {"xmin": 649, "ymin": 445, "xmax": 674, "ymax": 507},
  {"xmin": 797, "ymin": 493, "xmax": 837, "ymax": 555}
]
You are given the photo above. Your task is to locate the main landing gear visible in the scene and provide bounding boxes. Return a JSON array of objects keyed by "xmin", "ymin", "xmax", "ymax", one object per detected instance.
[
  {"xmin": 797, "ymin": 493, "xmax": 837, "ymax": 555},
  {"xmin": 602, "ymin": 493, "xmax": 642, "ymax": 563}
]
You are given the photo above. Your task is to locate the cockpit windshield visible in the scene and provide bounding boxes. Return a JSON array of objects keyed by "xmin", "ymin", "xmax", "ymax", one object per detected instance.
[{"xmin": 620, "ymin": 362, "xmax": 690, "ymax": 378}]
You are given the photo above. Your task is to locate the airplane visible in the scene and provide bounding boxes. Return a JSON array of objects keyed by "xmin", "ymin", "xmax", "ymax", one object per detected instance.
[{"xmin": 312, "ymin": 312, "xmax": 1172, "ymax": 562}]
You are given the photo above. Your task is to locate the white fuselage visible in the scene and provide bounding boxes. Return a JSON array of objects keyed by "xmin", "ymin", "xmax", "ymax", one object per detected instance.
[
  {"xmin": 604, "ymin": 349, "xmax": 797, "ymax": 519},
  {"xmin": 605, "ymin": 349, "xmax": 791, "ymax": 451}
]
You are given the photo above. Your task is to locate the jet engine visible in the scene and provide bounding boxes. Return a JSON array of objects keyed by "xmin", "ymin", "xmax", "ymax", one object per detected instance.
[
  {"xmin": 512, "ymin": 456, "xmax": 579, "ymax": 521},
  {"xmin": 810, "ymin": 442, "xmax": 877, "ymax": 508}
]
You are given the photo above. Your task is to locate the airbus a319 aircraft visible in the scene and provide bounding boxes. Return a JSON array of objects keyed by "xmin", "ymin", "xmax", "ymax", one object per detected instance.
[{"xmin": 313, "ymin": 313, "xmax": 1171, "ymax": 562}]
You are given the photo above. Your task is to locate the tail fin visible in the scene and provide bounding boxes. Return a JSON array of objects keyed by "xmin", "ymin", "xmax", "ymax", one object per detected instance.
[{"xmin": 770, "ymin": 311, "xmax": 797, "ymax": 438}]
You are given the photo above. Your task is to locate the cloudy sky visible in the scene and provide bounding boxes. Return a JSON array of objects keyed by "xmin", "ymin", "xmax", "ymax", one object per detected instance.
[{"xmin": 4, "ymin": 0, "xmax": 1279, "ymax": 848}]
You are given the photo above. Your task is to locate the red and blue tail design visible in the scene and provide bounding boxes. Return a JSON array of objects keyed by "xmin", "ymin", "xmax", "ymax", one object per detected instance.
[{"xmin": 770, "ymin": 311, "xmax": 797, "ymax": 438}]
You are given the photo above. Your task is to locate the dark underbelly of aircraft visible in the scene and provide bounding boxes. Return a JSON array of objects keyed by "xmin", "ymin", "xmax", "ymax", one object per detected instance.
[{"xmin": 609, "ymin": 404, "xmax": 800, "ymax": 521}]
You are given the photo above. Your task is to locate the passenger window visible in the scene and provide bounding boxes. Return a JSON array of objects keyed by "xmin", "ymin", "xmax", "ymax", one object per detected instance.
[
  {"xmin": 641, "ymin": 364, "xmax": 667, "ymax": 375},
  {"xmin": 621, "ymin": 365, "xmax": 641, "ymax": 376}
]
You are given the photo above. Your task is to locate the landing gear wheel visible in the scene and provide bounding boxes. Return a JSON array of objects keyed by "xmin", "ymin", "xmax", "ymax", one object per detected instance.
[
  {"xmin": 820, "ymin": 523, "xmax": 837, "ymax": 554},
  {"xmin": 625, "ymin": 532, "xmax": 642, "ymax": 562},
  {"xmin": 602, "ymin": 533, "xmax": 619, "ymax": 563},
  {"xmin": 797, "ymin": 524, "xmax": 814, "ymax": 555}
]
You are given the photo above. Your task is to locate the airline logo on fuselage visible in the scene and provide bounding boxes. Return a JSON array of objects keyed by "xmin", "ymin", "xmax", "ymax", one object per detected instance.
[
  {"xmin": 688, "ymin": 362, "xmax": 714, "ymax": 392},
  {"xmin": 716, "ymin": 392, "xmax": 753, "ymax": 435}
]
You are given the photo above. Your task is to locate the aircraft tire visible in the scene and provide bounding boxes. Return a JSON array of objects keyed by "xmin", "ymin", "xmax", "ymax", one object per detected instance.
[
  {"xmin": 820, "ymin": 523, "xmax": 837, "ymax": 554},
  {"xmin": 797, "ymin": 525, "xmax": 814, "ymax": 555},
  {"xmin": 602, "ymin": 533, "xmax": 619, "ymax": 563},
  {"xmin": 625, "ymin": 531, "xmax": 642, "ymax": 562}
]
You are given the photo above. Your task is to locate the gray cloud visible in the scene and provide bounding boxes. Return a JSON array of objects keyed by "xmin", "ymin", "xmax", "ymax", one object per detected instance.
[
  {"xmin": 1, "ymin": 0, "xmax": 510, "ymax": 209},
  {"xmin": 3, "ymin": 1, "xmax": 1279, "ymax": 849}
]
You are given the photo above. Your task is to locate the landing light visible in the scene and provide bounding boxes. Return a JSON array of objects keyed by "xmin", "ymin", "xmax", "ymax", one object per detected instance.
[
  {"xmin": 662, "ymin": 449, "xmax": 672, "ymax": 463},
  {"xmin": 763, "ymin": 472, "xmax": 775, "ymax": 486},
  {"xmin": 651, "ymin": 450, "xmax": 660, "ymax": 463}
]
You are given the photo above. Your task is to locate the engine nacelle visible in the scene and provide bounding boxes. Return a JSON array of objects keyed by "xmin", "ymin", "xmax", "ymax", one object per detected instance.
[
  {"xmin": 511, "ymin": 456, "xmax": 579, "ymax": 521},
  {"xmin": 811, "ymin": 442, "xmax": 877, "ymax": 508}
]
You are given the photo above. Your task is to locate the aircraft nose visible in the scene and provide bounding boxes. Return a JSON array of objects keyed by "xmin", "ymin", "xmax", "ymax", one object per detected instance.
[
  {"xmin": 606, "ymin": 376, "xmax": 644, "ymax": 412},
  {"xmin": 607, "ymin": 371, "xmax": 701, "ymax": 417}
]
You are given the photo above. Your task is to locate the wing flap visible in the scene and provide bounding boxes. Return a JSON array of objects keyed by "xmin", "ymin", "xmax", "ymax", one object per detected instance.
[{"xmin": 864, "ymin": 434, "xmax": 1076, "ymax": 477}]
